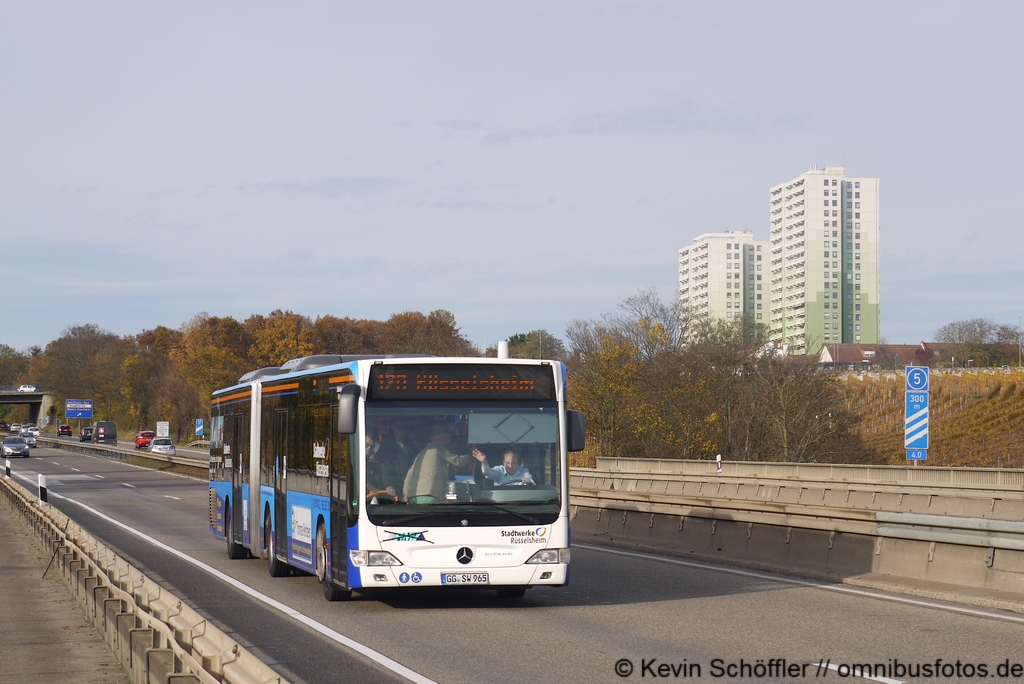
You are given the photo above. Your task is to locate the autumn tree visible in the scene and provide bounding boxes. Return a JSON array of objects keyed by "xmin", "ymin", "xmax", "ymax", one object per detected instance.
[
  {"xmin": 934, "ymin": 318, "xmax": 1022, "ymax": 367},
  {"xmin": 119, "ymin": 327, "xmax": 180, "ymax": 428},
  {"xmin": 566, "ymin": 290, "xmax": 864, "ymax": 463},
  {"xmin": 0, "ymin": 344, "xmax": 29, "ymax": 385},
  {"xmin": 33, "ymin": 324, "xmax": 130, "ymax": 413},
  {"xmin": 684, "ymin": 315, "xmax": 770, "ymax": 461},
  {"xmin": 565, "ymin": 294, "xmax": 716, "ymax": 461},
  {"xmin": 170, "ymin": 313, "xmax": 251, "ymax": 401},
  {"xmin": 303, "ymin": 315, "xmax": 379, "ymax": 355},
  {"xmin": 507, "ymin": 330, "xmax": 567, "ymax": 361},
  {"xmin": 246, "ymin": 310, "xmax": 314, "ymax": 367},
  {"xmin": 377, "ymin": 310, "xmax": 478, "ymax": 356},
  {"xmin": 748, "ymin": 354, "xmax": 859, "ymax": 462}
]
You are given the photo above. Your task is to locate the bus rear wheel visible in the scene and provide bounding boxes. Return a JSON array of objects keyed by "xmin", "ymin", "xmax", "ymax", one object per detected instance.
[
  {"xmin": 265, "ymin": 512, "xmax": 288, "ymax": 577},
  {"xmin": 225, "ymin": 504, "xmax": 246, "ymax": 559},
  {"xmin": 316, "ymin": 523, "xmax": 350, "ymax": 601}
]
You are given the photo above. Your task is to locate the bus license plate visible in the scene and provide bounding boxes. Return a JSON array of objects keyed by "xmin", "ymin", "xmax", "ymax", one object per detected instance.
[{"xmin": 441, "ymin": 573, "xmax": 489, "ymax": 585}]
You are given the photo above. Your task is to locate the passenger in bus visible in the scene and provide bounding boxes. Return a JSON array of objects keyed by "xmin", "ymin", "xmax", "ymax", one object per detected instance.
[
  {"xmin": 374, "ymin": 423, "xmax": 416, "ymax": 497},
  {"xmin": 366, "ymin": 432, "xmax": 397, "ymax": 500},
  {"xmin": 473, "ymin": 447, "xmax": 534, "ymax": 485},
  {"xmin": 403, "ymin": 422, "xmax": 473, "ymax": 503}
]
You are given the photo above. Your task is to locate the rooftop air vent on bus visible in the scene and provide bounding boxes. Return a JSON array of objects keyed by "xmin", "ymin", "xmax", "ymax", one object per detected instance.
[
  {"xmin": 239, "ymin": 367, "xmax": 283, "ymax": 383},
  {"xmin": 279, "ymin": 355, "xmax": 345, "ymax": 372}
]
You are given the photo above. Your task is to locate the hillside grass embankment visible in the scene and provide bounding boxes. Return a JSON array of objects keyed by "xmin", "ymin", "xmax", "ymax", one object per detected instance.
[{"xmin": 840, "ymin": 368, "xmax": 1024, "ymax": 468}]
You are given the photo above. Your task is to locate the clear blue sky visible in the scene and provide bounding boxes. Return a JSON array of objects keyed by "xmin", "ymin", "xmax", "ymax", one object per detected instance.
[{"xmin": 3, "ymin": 2, "xmax": 1022, "ymax": 351}]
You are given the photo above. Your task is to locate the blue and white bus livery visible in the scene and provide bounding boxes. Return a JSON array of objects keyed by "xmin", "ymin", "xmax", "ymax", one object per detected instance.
[{"xmin": 208, "ymin": 354, "xmax": 585, "ymax": 601}]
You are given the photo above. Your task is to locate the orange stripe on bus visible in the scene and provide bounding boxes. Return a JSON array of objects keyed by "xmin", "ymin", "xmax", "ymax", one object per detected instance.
[
  {"xmin": 262, "ymin": 382, "xmax": 300, "ymax": 393},
  {"xmin": 212, "ymin": 390, "xmax": 252, "ymax": 404},
  {"xmin": 329, "ymin": 374, "xmax": 354, "ymax": 384}
]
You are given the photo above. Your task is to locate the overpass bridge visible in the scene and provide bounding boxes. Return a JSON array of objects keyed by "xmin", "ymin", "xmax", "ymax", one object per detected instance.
[{"xmin": 0, "ymin": 387, "xmax": 53, "ymax": 425}]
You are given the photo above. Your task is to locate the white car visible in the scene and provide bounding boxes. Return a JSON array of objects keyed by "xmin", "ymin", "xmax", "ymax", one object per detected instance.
[
  {"xmin": 17, "ymin": 385, "xmax": 37, "ymax": 393},
  {"xmin": 23, "ymin": 425, "xmax": 40, "ymax": 437},
  {"xmin": 149, "ymin": 438, "xmax": 176, "ymax": 456},
  {"xmin": 18, "ymin": 429, "xmax": 38, "ymax": 447}
]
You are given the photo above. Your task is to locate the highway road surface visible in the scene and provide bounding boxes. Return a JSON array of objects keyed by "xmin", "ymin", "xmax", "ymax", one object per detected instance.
[{"xmin": 6, "ymin": 445, "xmax": 1023, "ymax": 683}]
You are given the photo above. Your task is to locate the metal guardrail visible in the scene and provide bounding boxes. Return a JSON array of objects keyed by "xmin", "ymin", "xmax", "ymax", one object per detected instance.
[
  {"xmin": 38, "ymin": 437, "xmax": 208, "ymax": 470},
  {"xmin": 596, "ymin": 457, "xmax": 1024, "ymax": 488},
  {"xmin": 0, "ymin": 467, "xmax": 286, "ymax": 683},
  {"xmin": 570, "ymin": 482, "xmax": 1024, "ymax": 552},
  {"xmin": 570, "ymin": 466, "xmax": 1024, "ymax": 606}
]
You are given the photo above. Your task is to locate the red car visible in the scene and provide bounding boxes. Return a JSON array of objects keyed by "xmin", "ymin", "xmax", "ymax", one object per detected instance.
[
  {"xmin": 135, "ymin": 430, "xmax": 156, "ymax": 449},
  {"xmin": 58, "ymin": 424, "xmax": 73, "ymax": 436}
]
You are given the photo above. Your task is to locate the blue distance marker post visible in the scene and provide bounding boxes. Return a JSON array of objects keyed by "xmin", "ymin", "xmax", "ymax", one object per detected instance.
[
  {"xmin": 196, "ymin": 418, "xmax": 204, "ymax": 438},
  {"xmin": 905, "ymin": 366, "xmax": 930, "ymax": 462}
]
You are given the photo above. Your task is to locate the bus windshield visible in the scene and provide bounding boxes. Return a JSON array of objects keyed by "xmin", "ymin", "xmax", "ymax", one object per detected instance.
[{"xmin": 364, "ymin": 402, "xmax": 562, "ymax": 525}]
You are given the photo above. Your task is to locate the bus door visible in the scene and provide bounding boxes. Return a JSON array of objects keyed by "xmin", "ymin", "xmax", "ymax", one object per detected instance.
[
  {"xmin": 228, "ymin": 414, "xmax": 244, "ymax": 544},
  {"xmin": 273, "ymin": 410, "xmax": 288, "ymax": 560},
  {"xmin": 329, "ymin": 425, "xmax": 348, "ymax": 584}
]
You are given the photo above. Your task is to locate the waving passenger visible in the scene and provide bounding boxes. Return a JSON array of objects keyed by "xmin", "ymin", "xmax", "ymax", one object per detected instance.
[{"xmin": 473, "ymin": 447, "xmax": 533, "ymax": 485}]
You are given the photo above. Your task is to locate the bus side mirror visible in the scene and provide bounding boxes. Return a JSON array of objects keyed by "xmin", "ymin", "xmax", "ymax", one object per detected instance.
[
  {"xmin": 566, "ymin": 410, "xmax": 586, "ymax": 452},
  {"xmin": 337, "ymin": 385, "xmax": 361, "ymax": 435}
]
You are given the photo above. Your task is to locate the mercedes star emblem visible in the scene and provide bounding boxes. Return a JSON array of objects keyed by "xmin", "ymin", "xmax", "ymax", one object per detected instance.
[{"xmin": 456, "ymin": 547, "xmax": 473, "ymax": 565}]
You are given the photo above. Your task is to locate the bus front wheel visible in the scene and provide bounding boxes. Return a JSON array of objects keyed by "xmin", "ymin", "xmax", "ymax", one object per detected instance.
[{"xmin": 316, "ymin": 522, "xmax": 350, "ymax": 601}]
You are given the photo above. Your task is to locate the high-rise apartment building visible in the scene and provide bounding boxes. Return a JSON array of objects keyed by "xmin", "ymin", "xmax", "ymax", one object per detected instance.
[
  {"xmin": 679, "ymin": 230, "xmax": 769, "ymax": 324},
  {"xmin": 768, "ymin": 167, "xmax": 879, "ymax": 355}
]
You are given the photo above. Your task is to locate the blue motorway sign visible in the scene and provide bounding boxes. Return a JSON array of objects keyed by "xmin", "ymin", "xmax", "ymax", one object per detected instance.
[
  {"xmin": 906, "ymin": 450, "xmax": 928, "ymax": 461},
  {"xmin": 66, "ymin": 399, "xmax": 94, "ymax": 419},
  {"xmin": 196, "ymin": 418, "xmax": 204, "ymax": 436},
  {"xmin": 905, "ymin": 392, "xmax": 929, "ymax": 449},
  {"xmin": 905, "ymin": 366, "xmax": 930, "ymax": 392}
]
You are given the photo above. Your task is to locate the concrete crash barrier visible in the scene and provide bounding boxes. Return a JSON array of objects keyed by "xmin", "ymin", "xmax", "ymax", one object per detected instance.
[
  {"xmin": 0, "ymin": 470, "xmax": 288, "ymax": 684},
  {"xmin": 571, "ymin": 467, "xmax": 1024, "ymax": 612},
  {"xmin": 37, "ymin": 436, "xmax": 208, "ymax": 472}
]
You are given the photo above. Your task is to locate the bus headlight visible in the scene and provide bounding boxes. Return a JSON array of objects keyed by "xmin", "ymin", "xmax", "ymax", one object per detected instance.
[
  {"xmin": 526, "ymin": 548, "xmax": 569, "ymax": 564},
  {"xmin": 350, "ymin": 550, "xmax": 403, "ymax": 567}
]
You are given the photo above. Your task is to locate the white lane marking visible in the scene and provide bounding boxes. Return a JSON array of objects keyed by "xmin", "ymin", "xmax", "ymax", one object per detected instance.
[
  {"xmin": 72, "ymin": 468, "xmax": 80, "ymax": 472},
  {"xmin": 820, "ymin": 662, "xmax": 901, "ymax": 684},
  {"xmin": 574, "ymin": 543, "xmax": 1024, "ymax": 625},
  {"xmin": 51, "ymin": 461, "xmax": 60, "ymax": 465},
  {"xmin": 164, "ymin": 495, "xmax": 181, "ymax": 500},
  {"xmin": 94, "ymin": 475, "xmax": 104, "ymax": 479},
  {"xmin": 121, "ymin": 483, "xmax": 136, "ymax": 488},
  {"xmin": 18, "ymin": 480, "xmax": 436, "ymax": 684}
]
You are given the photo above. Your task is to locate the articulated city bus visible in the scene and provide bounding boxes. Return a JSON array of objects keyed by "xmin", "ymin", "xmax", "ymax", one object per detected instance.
[{"xmin": 209, "ymin": 354, "xmax": 585, "ymax": 600}]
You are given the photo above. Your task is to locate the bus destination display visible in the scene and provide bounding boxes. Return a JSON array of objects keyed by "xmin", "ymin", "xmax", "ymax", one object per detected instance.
[{"xmin": 368, "ymin": 364, "xmax": 555, "ymax": 401}]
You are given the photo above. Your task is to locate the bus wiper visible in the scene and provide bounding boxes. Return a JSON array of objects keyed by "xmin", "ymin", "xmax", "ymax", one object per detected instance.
[
  {"xmin": 381, "ymin": 513, "xmax": 439, "ymax": 526},
  {"xmin": 448, "ymin": 501, "xmax": 540, "ymax": 525}
]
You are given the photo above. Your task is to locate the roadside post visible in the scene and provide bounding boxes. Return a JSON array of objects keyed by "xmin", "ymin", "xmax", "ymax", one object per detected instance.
[{"xmin": 905, "ymin": 366, "xmax": 930, "ymax": 464}]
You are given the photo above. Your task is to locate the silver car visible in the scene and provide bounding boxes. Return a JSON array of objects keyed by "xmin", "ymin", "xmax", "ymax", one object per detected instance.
[
  {"xmin": 2, "ymin": 436, "xmax": 30, "ymax": 458},
  {"xmin": 149, "ymin": 437, "xmax": 176, "ymax": 456},
  {"xmin": 18, "ymin": 429, "xmax": 38, "ymax": 447}
]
